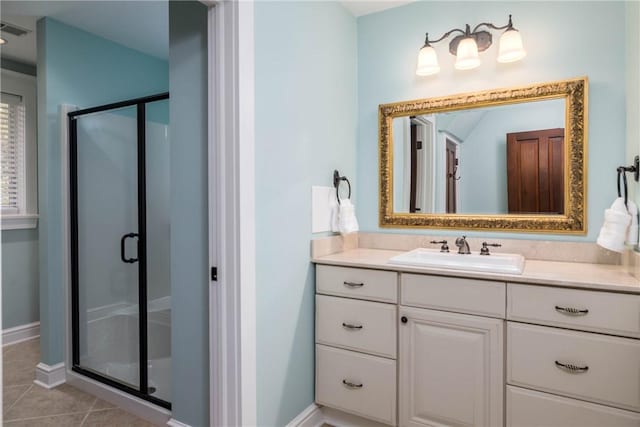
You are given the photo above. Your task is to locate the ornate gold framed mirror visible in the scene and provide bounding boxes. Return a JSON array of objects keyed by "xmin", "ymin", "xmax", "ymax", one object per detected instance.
[{"xmin": 379, "ymin": 77, "xmax": 587, "ymax": 233}]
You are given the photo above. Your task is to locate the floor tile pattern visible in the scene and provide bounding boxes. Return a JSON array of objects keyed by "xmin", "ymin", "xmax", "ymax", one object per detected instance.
[{"xmin": 3, "ymin": 338, "xmax": 156, "ymax": 426}]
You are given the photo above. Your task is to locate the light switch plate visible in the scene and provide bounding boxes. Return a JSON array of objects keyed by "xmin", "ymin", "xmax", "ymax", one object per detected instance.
[{"xmin": 312, "ymin": 186, "xmax": 334, "ymax": 233}]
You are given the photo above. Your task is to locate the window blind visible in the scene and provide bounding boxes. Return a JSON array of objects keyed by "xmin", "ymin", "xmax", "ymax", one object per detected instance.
[{"xmin": 0, "ymin": 92, "xmax": 25, "ymax": 213}]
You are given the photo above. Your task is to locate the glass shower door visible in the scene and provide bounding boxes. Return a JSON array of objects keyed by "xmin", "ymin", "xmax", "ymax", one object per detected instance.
[
  {"xmin": 144, "ymin": 98, "xmax": 171, "ymax": 402},
  {"xmin": 71, "ymin": 105, "xmax": 141, "ymax": 390}
]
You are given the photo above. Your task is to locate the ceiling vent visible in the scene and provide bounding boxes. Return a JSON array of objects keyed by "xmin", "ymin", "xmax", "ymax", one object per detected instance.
[{"xmin": 0, "ymin": 21, "xmax": 31, "ymax": 37}]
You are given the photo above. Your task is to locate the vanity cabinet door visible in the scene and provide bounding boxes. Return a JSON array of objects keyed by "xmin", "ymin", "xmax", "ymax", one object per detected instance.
[{"xmin": 399, "ymin": 307, "xmax": 504, "ymax": 427}]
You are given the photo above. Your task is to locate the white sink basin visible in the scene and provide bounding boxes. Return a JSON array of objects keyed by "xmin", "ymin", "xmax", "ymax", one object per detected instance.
[{"xmin": 388, "ymin": 248, "xmax": 525, "ymax": 275}]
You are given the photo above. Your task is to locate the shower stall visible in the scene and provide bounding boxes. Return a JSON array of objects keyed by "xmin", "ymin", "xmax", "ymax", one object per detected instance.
[{"xmin": 68, "ymin": 93, "xmax": 171, "ymax": 409}]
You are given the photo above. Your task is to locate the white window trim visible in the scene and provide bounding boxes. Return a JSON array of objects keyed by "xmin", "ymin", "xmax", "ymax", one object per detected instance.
[{"xmin": 1, "ymin": 68, "xmax": 38, "ymax": 230}]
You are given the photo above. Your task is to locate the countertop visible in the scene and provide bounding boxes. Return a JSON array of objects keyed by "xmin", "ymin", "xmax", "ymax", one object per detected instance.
[{"xmin": 313, "ymin": 248, "xmax": 640, "ymax": 294}]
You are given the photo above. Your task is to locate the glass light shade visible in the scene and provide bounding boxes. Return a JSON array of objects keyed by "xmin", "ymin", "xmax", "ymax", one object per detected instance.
[
  {"xmin": 454, "ymin": 37, "xmax": 481, "ymax": 70},
  {"xmin": 416, "ymin": 45, "xmax": 440, "ymax": 76},
  {"xmin": 497, "ymin": 29, "xmax": 526, "ymax": 63},
  {"xmin": 0, "ymin": 38, "xmax": 6, "ymax": 45}
]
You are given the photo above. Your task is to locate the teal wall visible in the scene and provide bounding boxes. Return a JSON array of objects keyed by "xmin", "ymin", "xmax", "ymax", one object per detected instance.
[
  {"xmin": 2, "ymin": 229, "xmax": 39, "ymax": 329},
  {"xmin": 357, "ymin": 1, "xmax": 626, "ymax": 240},
  {"xmin": 255, "ymin": 2, "xmax": 357, "ymax": 425},
  {"xmin": 168, "ymin": 2, "xmax": 209, "ymax": 425},
  {"xmin": 37, "ymin": 17, "xmax": 168, "ymax": 365}
]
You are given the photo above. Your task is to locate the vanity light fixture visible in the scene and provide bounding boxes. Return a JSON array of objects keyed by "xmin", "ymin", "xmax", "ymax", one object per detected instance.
[
  {"xmin": 416, "ymin": 14, "xmax": 526, "ymax": 76},
  {"xmin": 0, "ymin": 37, "xmax": 6, "ymax": 45}
]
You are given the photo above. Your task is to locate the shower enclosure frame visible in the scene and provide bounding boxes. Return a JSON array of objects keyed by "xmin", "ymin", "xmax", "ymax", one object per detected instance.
[{"xmin": 68, "ymin": 92, "xmax": 170, "ymax": 410}]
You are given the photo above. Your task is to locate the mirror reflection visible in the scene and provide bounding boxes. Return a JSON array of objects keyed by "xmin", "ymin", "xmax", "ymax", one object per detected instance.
[{"xmin": 392, "ymin": 98, "xmax": 566, "ymax": 215}]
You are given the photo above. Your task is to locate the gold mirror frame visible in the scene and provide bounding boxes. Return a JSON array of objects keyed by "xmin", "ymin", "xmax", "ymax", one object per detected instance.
[{"xmin": 379, "ymin": 77, "xmax": 588, "ymax": 234}]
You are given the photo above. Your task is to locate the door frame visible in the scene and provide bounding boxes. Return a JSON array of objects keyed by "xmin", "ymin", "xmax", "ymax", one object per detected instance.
[
  {"xmin": 207, "ymin": 1, "xmax": 256, "ymax": 426},
  {"xmin": 409, "ymin": 115, "xmax": 436, "ymax": 213}
]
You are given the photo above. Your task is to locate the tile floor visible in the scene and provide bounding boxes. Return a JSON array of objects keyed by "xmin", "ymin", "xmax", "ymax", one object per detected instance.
[{"xmin": 3, "ymin": 338, "xmax": 156, "ymax": 426}]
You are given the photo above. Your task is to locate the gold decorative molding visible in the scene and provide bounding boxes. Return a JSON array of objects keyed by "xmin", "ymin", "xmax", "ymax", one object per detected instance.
[{"xmin": 378, "ymin": 77, "xmax": 588, "ymax": 233}]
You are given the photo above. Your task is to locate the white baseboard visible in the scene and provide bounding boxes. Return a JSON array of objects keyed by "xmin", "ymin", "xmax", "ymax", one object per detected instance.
[
  {"xmin": 2, "ymin": 321, "xmax": 40, "ymax": 346},
  {"xmin": 286, "ymin": 403, "xmax": 325, "ymax": 427},
  {"xmin": 288, "ymin": 404, "xmax": 390, "ymax": 427},
  {"xmin": 34, "ymin": 362, "xmax": 66, "ymax": 389},
  {"xmin": 167, "ymin": 418, "xmax": 192, "ymax": 427}
]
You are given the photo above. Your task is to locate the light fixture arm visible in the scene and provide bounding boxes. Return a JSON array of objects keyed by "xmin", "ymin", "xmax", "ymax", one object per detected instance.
[
  {"xmin": 424, "ymin": 27, "xmax": 466, "ymax": 46},
  {"xmin": 424, "ymin": 15, "xmax": 517, "ymax": 47},
  {"xmin": 472, "ymin": 15, "xmax": 516, "ymax": 34}
]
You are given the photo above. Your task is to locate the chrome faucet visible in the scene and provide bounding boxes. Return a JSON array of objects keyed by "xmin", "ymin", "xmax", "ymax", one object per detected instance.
[{"xmin": 455, "ymin": 236, "xmax": 471, "ymax": 254}]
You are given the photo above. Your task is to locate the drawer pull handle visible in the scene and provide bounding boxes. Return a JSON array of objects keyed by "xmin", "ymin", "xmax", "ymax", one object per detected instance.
[
  {"xmin": 342, "ymin": 379, "xmax": 363, "ymax": 389},
  {"xmin": 342, "ymin": 322, "xmax": 363, "ymax": 330},
  {"xmin": 555, "ymin": 306, "xmax": 589, "ymax": 315},
  {"xmin": 555, "ymin": 361, "xmax": 589, "ymax": 373},
  {"xmin": 343, "ymin": 281, "xmax": 364, "ymax": 288}
]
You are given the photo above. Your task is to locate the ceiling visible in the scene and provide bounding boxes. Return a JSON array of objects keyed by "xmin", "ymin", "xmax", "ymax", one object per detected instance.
[
  {"xmin": 0, "ymin": 1, "xmax": 168, "ymax": 66},
  {"xmin": 0, "ymin": 0, "xmax": 413, "ymax": 66},
  {"xmin": 340, "ymin": 0, "xmax": 416, "ymax": 17}
]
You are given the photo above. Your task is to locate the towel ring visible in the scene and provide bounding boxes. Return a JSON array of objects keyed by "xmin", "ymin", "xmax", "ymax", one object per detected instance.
[
  {"xmin": 617, "ymin": 168, "xmax": 629, "ymax": 209},
  {"xmin": 617, "ymin": 156, "xmax": 640, "ymax": 209},
  {"xmin": 333, "ymin": 170, "xmax": 351, "ymax": 205}
]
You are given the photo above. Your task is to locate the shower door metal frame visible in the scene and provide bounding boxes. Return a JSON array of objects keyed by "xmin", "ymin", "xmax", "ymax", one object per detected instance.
[{"xmin": 68, "ymin": 92, "xmax": 170, "ymax": 410}]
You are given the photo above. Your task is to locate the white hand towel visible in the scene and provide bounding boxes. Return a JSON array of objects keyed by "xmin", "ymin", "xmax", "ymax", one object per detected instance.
[
  {"xmin": 626, "ymin": 199, "xmax": 639, "ymax": 246},
  {"xmin": 338, "ymin": 199, "xmax": 359, "ymax": 235},
  {"xmin": 329, "ymin": 197, "xmax": 340, "ymax": 233},
  {"xmin": 597, "ymin": 198, "xmax": 632, "ymax": 253}
]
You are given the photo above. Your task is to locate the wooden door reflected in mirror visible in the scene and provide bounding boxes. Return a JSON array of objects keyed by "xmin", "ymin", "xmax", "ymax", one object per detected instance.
[{"xmin": 507, "ymin": 128, "xmax": 564, "ymax": 214}]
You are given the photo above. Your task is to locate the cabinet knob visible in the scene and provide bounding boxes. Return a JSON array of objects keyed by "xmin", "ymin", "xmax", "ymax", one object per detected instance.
[{"xmin": 401, "ymin": 316, "xmax": 408, "ymax": 324}]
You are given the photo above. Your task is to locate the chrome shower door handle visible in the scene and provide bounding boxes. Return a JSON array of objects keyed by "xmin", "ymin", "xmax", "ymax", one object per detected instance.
[{"xmin": 120, "ymin": 233, "xmax": 139, "ymax": 263}]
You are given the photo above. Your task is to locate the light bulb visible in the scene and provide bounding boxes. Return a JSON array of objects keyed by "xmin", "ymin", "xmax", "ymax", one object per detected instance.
[
  {"xmin": 455, "ymin": 37, "xmax": 481, "ymax": 70},
  {"xmin": 497, "ymin": 29, "xmax": 526, "ymax": 63},
  {"xmin": 416, "ymin": 45, "xmax": 440, "ymax": 76}
]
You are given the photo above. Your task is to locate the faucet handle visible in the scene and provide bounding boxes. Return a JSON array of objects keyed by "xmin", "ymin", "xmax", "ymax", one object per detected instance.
[
  {"xmin": 430, "ymin": 240, "xmax": 449, "ymax": 253},
  {"xmin": 480, "ymin": 242, "xmax": 502, "ymax": 255}
]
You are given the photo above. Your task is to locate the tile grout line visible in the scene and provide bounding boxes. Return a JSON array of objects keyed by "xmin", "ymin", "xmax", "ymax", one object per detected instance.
[
  {"xmin": 4, "ymin": 410, "xmax": 92, "ymax": 423},
  {"xmin": 5, "ymin": 384, "xmax": 33, "ymax": 414},
  {"xmin": 79, "ymin": 397, "xmax": 99, "ymax": 426}
]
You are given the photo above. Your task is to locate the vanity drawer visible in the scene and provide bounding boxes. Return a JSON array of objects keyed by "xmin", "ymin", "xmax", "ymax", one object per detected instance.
[
  {"xmin": 316, "ymin": 344, "xmax": 397, "ymax": 426},
  {"xmin": 401, "ymin": 274, "xmax": 506, "ymax": 318},
  {"xmin": 316, "ymin": 265, "xmax": 397, "ymax": 303},
  {"xmin": 316, "ymin": 295, "xmax": 396, "ymax": 358},
  {"xmin": 507, "ymin": 283, "xmax": 640, "ymax": 338},
  {"xmin": 507, "ymin": 322, "xmax": 640, "ymax": 411},
  {"xmin": 507, "ymin": 385, "xmax": 640, "ymax": 427}
]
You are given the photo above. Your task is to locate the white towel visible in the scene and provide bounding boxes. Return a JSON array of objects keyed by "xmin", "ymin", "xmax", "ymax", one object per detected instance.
[
  {"xmin": 337, "ymin": 199, "xmax": 359, "ymax": 235},
  {"xmin": 597, "ymin": 197, "xmax": 632, "ymax": 253},
  {"xmin": 330, "ymin": 196, "xmax": 340, "ymax": 233},
  {"xmin": 626, "ymin": 199, "xmax": 639, "ymax": 246}
]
